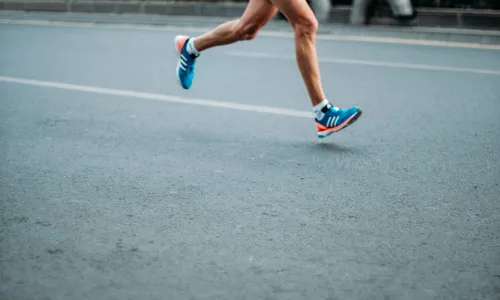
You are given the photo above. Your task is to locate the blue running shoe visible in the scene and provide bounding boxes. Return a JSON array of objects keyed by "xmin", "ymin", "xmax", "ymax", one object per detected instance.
[
  {"xmin": 316, "ymin": 104, "xmax": 362, "ymax": 138},
  {"xmin": 174, "ymin": 35, "xmax": 198, "ymax": 89}
]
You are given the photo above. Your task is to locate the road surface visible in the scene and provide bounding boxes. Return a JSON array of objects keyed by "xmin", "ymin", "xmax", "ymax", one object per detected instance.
[{"xmin": 1, "ymin": 16, "xmax": 500, "ymax": 300}]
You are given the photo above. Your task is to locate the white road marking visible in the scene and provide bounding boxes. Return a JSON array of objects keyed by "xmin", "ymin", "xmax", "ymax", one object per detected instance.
[
  {"xmin": 227, "ymin": 51, "xmax": 500, "ymax": 75},
  {"xmin": 0, "ymin": 76, "xmax": 313, "ymax": 118},
  {"xmin": 1, "ymin": 18, "xmax": 500, "ymax": 50}
]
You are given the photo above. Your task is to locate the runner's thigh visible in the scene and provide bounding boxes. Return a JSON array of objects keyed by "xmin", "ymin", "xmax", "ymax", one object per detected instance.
[
  {"xmin": 270, "ymin": 0, "xmax": 316, "ymax": 26},
  {"xmin": 240, "ymin": 0, "xmax": 279, "ymax": 29}
]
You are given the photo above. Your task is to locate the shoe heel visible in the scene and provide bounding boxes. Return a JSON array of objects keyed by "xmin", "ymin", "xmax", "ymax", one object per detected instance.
[
  {"xmin": 174, "ymin": 35, "xmax": 188, "ymax": 55},
  {"xmin": 174, "ymin": 36, "xmax": 180, "ymax": 54}
]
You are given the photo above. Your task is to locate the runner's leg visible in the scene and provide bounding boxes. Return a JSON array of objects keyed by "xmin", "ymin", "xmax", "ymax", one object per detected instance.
[
  {"xmin": 193, "ymin": 0, "xmax": 278, "ymax": 51},
  {"xmin": 174, "ymin": 0, "xmax": 277, "ymax": 89},
  {"xmin": 272, "ymin": 0, "xmax": 363, "ymax": 138},
  {"xmin": 272, "ymin": 0, "xmax": 324, "ymax": 106}
]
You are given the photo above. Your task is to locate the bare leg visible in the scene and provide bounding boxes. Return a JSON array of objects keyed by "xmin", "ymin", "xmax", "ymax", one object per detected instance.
[
  {"xmin": 273, "ymin": 0, "xmax": 325, "ymax": 106},
  {"xmin": 193, "ymin": 0, "xmax": 278, "ymax": 52}
]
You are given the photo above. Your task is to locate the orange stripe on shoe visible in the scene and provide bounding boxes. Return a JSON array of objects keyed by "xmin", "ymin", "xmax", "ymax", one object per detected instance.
[
  {"xmin": 316, "ymin": 123, "xmax": 328, "ymax": 131},
  {"xmin": 176, "ymin": 35, "xmax": 188, "ymax": 53},
  {"xmin": 316, "ymin": 112, "xmax": 358, "ymax": 133}
]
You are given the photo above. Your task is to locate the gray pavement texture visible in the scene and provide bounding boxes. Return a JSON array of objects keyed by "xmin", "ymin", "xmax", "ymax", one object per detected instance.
[{"xmin": 1, "ymin": 17, "xmax": 500, "ymax": 300}]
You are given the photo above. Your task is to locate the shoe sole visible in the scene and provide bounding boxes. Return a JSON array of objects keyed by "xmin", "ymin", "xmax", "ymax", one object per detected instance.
[{"xmin": 317, "ymin": 109, "xmax": 363, "ymax": 138}]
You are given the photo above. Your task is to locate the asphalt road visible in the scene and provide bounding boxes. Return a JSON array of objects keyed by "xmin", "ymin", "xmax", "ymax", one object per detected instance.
[{"xmin": 1, "ymin": 17, "xmax": 500, "ymax": 300}]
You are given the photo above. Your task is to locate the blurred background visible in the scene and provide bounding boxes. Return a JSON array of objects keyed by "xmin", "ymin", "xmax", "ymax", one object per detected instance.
[
  {"xmin": 2, "ymin": 0, "xmax": 499, "ymax": 30},
  {"xmin": 275, "ymin": 0, "xmax": 500, "ymax": 29}
]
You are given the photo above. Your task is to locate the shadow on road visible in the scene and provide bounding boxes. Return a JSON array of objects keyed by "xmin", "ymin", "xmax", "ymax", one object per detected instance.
[{"xmin": 312, "ymin": 141, "xmax": 361, "ymax": 154}]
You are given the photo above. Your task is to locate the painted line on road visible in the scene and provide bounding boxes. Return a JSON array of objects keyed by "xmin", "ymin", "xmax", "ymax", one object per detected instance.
[
  {"xmin": 0, "ymin": 76, "xmax": 313, "ymax": 118},
  {"xmin": 1, "ymin": 18, "xmax": 500, "ymax": 51},
  {"xmin": 227, "ymin": 51, "xmax": 500, "ymax": 75}
]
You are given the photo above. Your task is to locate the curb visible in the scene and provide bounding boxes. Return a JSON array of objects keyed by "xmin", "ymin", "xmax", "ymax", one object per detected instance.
[
  {"xmin": 0, "ymin": 1, "xmax": 248, "ymax": 18},
  {"xmin": 366, "ymin": 6, "xmax": 500, "ymax": 30},
  {"xmin": 2, "ymin": 10, "xmax": 500, "ymax": 46},
  {"xmin": 1, "ymin": 1, "xmax": 500, "ymax": 30}
]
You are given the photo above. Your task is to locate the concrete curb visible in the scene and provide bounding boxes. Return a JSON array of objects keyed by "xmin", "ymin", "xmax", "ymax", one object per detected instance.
[
  {"xmin": 1, "ymin": 1, "xmax": 249, "ymax": 18},
  {"xmin": 0, "ymin": 0, "xmax": 500, "ymax": 30},
  {"xmin": 1, "ymin": 0, "xmax": 500, "ymax": 30},
  {"xmin": 2, "ymin": 10, "xmax": 500, "ymax": 46},
  {"xmin": 366, "ymin": 6, "xmax": 500, "ymax": 30}
]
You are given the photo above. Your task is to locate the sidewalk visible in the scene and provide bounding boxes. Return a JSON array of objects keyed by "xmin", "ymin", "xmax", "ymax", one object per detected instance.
[
  {"xmin": 2, "ymin": 0, "xmax": 500, "ymax": 30},
  {"xmin": 2, "ymin": 10, "xmax": 500, "ymax": 46}
]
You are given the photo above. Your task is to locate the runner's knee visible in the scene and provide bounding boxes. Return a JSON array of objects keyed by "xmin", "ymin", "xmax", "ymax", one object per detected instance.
[
  {"xmin": 234, "ymin": 20, "xmax": 260, "ymax": 40},
  {"xmin": 294, "ymin": 16, "xmax": 318, "ymax": 37}
]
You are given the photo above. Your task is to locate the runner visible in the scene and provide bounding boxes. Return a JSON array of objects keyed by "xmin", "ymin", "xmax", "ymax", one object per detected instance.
[{"xmin": 174, "ymin": 0, "xmax": 362, "ymax": 138}]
